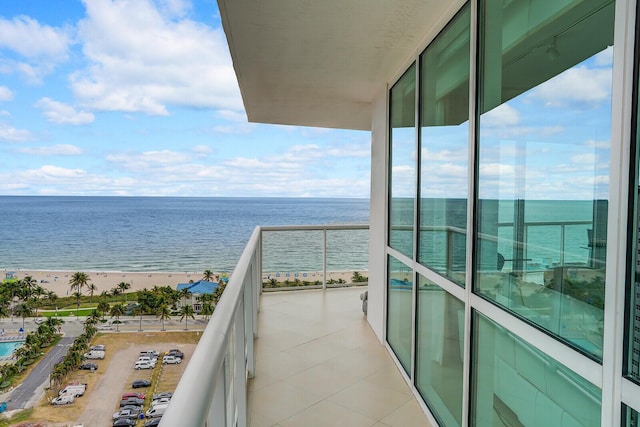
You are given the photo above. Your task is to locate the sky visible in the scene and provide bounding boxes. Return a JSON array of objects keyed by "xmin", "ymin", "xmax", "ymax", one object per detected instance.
[{"xmin": 0, "ymin": 0, "xmax": 372, "ymax": 197}]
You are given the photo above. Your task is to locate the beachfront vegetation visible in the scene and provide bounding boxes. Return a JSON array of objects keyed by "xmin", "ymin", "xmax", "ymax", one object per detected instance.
[{"xmin": 49, "ymin": 315, "xmax": 96, "ymax": 393}]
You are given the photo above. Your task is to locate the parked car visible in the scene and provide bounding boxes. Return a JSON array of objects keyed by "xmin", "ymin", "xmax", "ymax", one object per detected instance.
[
  {"xmin": 139, "ymin": 350, "xmax": 159, "ymax": 358},
  {"xmin": 79, "ymin": 362, "xmax": 98, "ymax": 370},
  {"xmin": 151, "ymin": 396, "xmax": 171, "ymax": 406},
  {"xmin": 162, "ymin": 355, "xmax": 181, "ymax": 364},
  {"xmin": 51, "ymin": 394, "xmax": 74, "ymax": 405},
  {"xmin": 134, "ymin": 360, "xmax": 155, "ymax": 370},
  {"xmin": 119, "ymin": 397, "xmax": 144, "ymax": 407},
  {"xmin": 83, "ymin": 350, "xmax": 105, "ymax": 359},
  {"xmin": 59, "ymin": 384, "xmax": 86, "ymax": 397},
  {"xmin": 144, "ymin": 418, "xmax": 161, "ymax": 427},
  {"xmin": 113, "ymin": 406, "xmax": 141, "ymax": 420},
  {"xmin": 152, "ymin": 391, "xmax": 173, "ymax": 400},
  {"xmin": 121, "ymin": 391, "xmax": 145, "ymax": 400},
  {"xmin": 145, "ymin": 403, "xmax": 169, "ymax": 418},
  {"xmin": 132, "ymin": 379, "xmax": 151, "ymax": 388},
  {"xmin": 167, "ymin": 348, "xmax": 184, "ymax": 359},
  {"xmin": 90, "ymin": 344, "xmax": 106, "ymax": 351},
  {"xmin": 113, "ymin": 418, "xmax": 136, "ymax": 427},
  {"xmin": 119, "ymin": 404, "xmax": 143, "ymax": 412}
]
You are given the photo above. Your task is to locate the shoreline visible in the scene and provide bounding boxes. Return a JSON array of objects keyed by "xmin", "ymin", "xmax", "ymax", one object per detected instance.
[{"xmin": 3, "ymin": 269, "xmax": 368, "ymax": 294}]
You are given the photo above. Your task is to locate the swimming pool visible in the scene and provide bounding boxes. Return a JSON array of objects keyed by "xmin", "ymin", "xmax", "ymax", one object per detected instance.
[{"xmin": 0, "ymin": 341, "xmax": 24, "ymax": 357}]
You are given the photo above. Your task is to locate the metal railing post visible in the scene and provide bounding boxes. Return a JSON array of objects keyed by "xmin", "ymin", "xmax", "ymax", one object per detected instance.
[
  {"xmin": 323, "ymin": 228, "xmax": 327, "ymax": 290},
  {"xmin": 235, "ymin": 299, "xmax": 247, "ymax": 427}
]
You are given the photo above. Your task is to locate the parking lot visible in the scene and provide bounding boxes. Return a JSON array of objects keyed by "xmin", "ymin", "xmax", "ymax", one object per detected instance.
[{"xmin": 28, "ymin": 331, "xmax": 201, "ymax": 426}]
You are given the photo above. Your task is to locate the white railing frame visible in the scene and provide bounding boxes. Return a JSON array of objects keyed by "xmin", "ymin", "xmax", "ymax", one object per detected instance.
[
  {"xmin": 160, "ymin": 227, "xmax": 261, "ymax": 427},
  {"xmin": 161, "ymin": 224, "xmax": 368, "ymax": 426}
]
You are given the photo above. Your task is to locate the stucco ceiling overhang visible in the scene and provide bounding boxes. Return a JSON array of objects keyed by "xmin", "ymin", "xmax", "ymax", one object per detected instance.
[{"xmin": 217, "ymin": 0, "xmax": 451, "ymax": 131}]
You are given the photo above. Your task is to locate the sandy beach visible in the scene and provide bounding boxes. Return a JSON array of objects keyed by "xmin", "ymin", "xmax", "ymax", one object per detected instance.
[{"xmin": 3, "ymin": 269, "xmax": 366, "ymax": 295}]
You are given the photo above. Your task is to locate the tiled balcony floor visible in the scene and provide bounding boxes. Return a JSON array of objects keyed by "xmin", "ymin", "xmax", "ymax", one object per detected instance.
[{"xmin": 248, "ymin": 287, "xmax": 433, "ymax": 427}]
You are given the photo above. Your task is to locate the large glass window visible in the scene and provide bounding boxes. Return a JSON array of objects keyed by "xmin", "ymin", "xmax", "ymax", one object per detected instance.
[
  {"xmin": 415, "ymin": 275, "xmax": 464, "ymax": 426},
  {"xmin": 626, "ymin": 25, "xmax": 640, "ymax": 385},
  {"xmin": 472, "ymin": 312, "xmax": 602, "ymax": 426},
  {"xmin": 389, "ymin": 65, "xmax": 417, "ymax": 258},
  {"xmin": 387, "ymin": 255, "xmax": 414, "ymax": 374},
  {"xmin": 475, "ymin": 0, "xmax": 614, "ymax": 359},
  {"xmin": 419, "ymin": 4, "xmax": 470, "ymax": 287}
]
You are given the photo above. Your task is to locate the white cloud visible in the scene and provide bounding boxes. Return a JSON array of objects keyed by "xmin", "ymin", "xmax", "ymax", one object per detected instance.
[
  {"xmin": 570, "ymin": 153, "xmax": 597, "ymax": 164},
  {"xmin": 106, "ymin": 150, "xmax": 194, "ymax": 171},
  {"xmin": 0, "ymin": 121, "xmax": 32, "ymax": 142},
  {"xmin": 28, "ymin": 165, "xmax": 87, "ymax": 179},
  {"xmin": 0, "ymin": 16, "xmax": 71, "ymax": 82},
  {"xmin": 71, "ymin": 0, "xmax": 242, "ymax": 115},
  {"xmin": 17, "ymin": 144, "xmax": 83, "ymax": 156},
  {"xmin": 481, "ymin": 104, "xmax": 520, "ymax": 127},
  {"xmin": 192, "ymin": 144, "xmax": 212, "ymax": 154},
  {"xmin": 586, "ymin": 139, "xmax": 609, "ymax": 149},
  {"xmin": 35, "ymin": 98, "xmax": 95, "ymax": 125},
  {"xmin": 479, "ymin": 163, "xmax": 515, "ymax": 177},
  {"xmin": 0, "ymin": 86, "xmax": 14, "ymax": 101},
  {"xmin": 530, "ymin": 65, "xmax": 612, "ymax": 107}
]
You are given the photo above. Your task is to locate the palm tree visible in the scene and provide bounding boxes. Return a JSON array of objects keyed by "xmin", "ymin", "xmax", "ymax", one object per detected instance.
[
  {"xmin": 203, "ymin": 270, "xmax": 214, "ymax": 281},
  {"xmin": 156, "ymin": 303, "xmax": 172, "ymax": 331},
  {"xmin": 178, "ymin": 304, "xmax": 195, "ymax": 330},
  {"xmin": 13, "ymin": 303, "xmax": 32, "ymax": 330},
  {"xmin": 97, "ymin": 301, "xmax": 110, "ymax": 320},
  {"xmin": 86, "ymin": 283, "xmax": 98, "ymax": 302},
  {"xmin": 69, "ymin": 272, "xmax": 90, "ymax": 315},
  {"xmin": 110, "ymin": 304, "xmax": 125, "ymax": 332},
  {"xmin": 131, "ymin": 304, "xmax": 145, "ymax": 331},
  {"xmin": 117, "ymin": 282, "xmax": 131, "ymax": 302},
  {"xmin": 201, "ymin": 303, "xmax": 213, "ymax": 320}
]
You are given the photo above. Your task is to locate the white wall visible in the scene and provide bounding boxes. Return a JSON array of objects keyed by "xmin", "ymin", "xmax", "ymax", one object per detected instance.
[{"xmin": 367, "ymin": 86, "xmax": 388, "ymax": 342}]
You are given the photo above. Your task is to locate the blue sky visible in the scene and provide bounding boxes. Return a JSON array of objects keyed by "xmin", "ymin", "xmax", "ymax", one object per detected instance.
[{"xmin": 0, "ymin": 0, "xmax": 371, "ymax": 197}]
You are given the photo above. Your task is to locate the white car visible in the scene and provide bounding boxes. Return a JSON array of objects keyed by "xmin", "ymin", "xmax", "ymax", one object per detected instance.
[
  {"xmin": 162, "ymin": 355, "xmax": 181, "ymax": 364},
  {"xmin": 134, "ymin": 360, "xmax": 155, "ymax": 370},
  {"xmin": 51, "ymin": 394, "xmax": 74, "ymax": 405},
  {"xmin": 151, "ymin": 396, "xmax": 171, "ymax": 406}
]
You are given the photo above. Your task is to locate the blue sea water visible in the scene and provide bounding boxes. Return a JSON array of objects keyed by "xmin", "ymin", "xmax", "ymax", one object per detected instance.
[{"xmin": 0, "ymin": 196, "xmax": 370, "ymax": 273}]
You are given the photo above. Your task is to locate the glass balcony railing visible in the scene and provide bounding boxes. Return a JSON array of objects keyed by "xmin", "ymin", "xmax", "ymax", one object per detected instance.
[
  {"xmin": 160, "ymin": 224, "xmax": 369, "ymax": 426},
  {"xmin": 261, "ymin": 224, "xmax": 369, "ymax": 290}
]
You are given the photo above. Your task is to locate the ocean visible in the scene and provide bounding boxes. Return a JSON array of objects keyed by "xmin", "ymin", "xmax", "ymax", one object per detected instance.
[
  {"xmin": 0, "ymin": 196, "xmax": 370, "ymax": 273},
  {"xmin": 0, "ymin": 196, "xmax": 601, "ymax": 275}
]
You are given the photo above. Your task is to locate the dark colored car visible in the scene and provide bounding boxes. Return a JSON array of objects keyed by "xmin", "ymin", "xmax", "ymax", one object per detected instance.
[
  {"xmin": 144, "ymin": 418, "xmax": 161, "ymax": 427},
  {"xmin": 113, "ymin": 406, "xmax": 141, "ymax": 420},
  {"xmin": 79, "ymin": 362, "xmax": 98, "ymax": 370},
  {"xmin": 167, "ymin": 348, "xmax": 184, "ymax": 359},
  {"xmin": 119, "ymin": 397, "xmax": 144, "ymax": 407},
  {"xmin": 132, "ymin": 379, "xmax": 151, "ymax": 388},
  {"xmin": 113, "ymin": 418, "xmax": 136, "ymax": 427},
  {"xmin": 122, "ymin": 391, "xmax": 145, "ymax": 400}
]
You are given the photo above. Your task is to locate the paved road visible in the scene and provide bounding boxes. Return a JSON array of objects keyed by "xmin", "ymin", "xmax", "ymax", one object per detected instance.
[{"xmin": 6, "ymin": 335, "xmax": 76, "ymax": 411}]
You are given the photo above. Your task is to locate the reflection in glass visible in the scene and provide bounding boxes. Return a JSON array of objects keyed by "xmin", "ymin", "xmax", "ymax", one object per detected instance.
[
  {"xmin": 624, "ymin": 405, "xmax": 639, "ymax": 427},
  {"xmin": 419, "ymin": 4, "xmax": 470, "ymax": 286},
  {"xmin": 627, "ymin": 43, "xmax": 640, "ymax": 384},
  {"xmin": 475, "ymin": 0, "xmax": 614, "ymax": 359},
  {"xmin": 415, "ymin": 275, "xmax": 464, "ymax": 426},
  {"xmin": 387, "ymin": 255, "xmax": 413, "ymax": 374},
  {"xmin": 472, "ymin": 312, "xmax": 601, "ymax": 426},
  {"xmin": 389, "ymin": 64, "xmax": 417, "ymax": 258}
]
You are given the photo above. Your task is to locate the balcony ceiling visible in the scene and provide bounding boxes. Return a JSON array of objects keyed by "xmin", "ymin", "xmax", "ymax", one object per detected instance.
[{"xmin": 217, "ymin": 0, "xmax": 450, "ymax": 131}]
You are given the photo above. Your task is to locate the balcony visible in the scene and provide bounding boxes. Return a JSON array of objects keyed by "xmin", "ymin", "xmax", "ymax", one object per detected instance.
[
  {"xmin": 248, "ymin": 287, "xmax": 430, "ymax": 426},
  {"xmin": 161, "ymin": 225, "xmax": 432, "ymax": 426}
]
